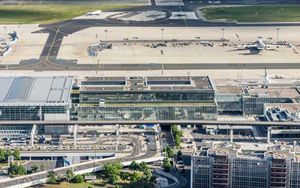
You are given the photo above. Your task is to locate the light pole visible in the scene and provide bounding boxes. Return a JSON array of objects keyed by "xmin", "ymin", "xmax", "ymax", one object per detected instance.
[
  {"xmin": 160, "ymin": 28, "xmax": 164, "ymax": 42},
  {"xmin": 4, "ymin": 26, "xmax": 7, "ymax": 40},
  {"xmin": 104, "ymin": 29, "xmax": 108, "ymax": 41},
  {"xmin": 116, "ymin": 124, "xmax": 119, "ymax": 152},
  {"xmin": 133, "ymin": 36, "xmax": 138, "ymax": 45},
  {"xmin": 97, "ymin": 58, "xmax": 99, "ymax": 74},
  {"xmin": 276, "ymin": 28, "xmax": 280, "ymax": 44},
  {"xmin": 222, "ymin": 28, "xmax": 225, "ymax": 40}
]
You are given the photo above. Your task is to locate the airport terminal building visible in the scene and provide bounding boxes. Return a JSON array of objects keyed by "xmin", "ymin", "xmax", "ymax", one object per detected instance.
[
  {"xmin": 73, "ymin": 76, "xmax": 218, "ymax": 121},
  {"xmin": 0, "ymin": 76, "xmax": 73, "ymax": 121},
  {"xmin": 216, "ymin": 85, "xmax": 300, "ymax": 115},
  {"xmin": 0, "ymin": 75, "xmax": 299, "ymax": 124}
]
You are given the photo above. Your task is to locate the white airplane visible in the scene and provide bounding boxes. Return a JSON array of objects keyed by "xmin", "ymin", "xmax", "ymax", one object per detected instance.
[
  {"xmin": 236, "ymin": 37, "xmax": 276, "ymax": 54},
  {"xmin": 237, "ymin": 68, "xmax": 275, "ymax": 87},
  {"xmin": 262, "ymin": 67, "xmax": 274, "ymax": 88},
  {"xmin": 86, "ymin": 10, "xmax": 102, "ymax": 16}
]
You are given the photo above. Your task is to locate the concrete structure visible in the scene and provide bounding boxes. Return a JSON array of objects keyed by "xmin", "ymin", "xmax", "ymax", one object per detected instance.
[
  {"xmin": 216, "ymin": 85, "xmax": 300, "ymax": 115},
  {"xmin": 191, "ymin": 142, "xmax": 300, "ymax": 188},
  {"xmin": 264, "ymin": 103, "xmax": 300, "ymax": 122},
  {"xmin": 3, "ymin": 156, "xmax": 164, "ymax": 188},
  {"xmin": 20, "ymin": 151, "xmax": 115, "ymax": 164},
  {"xmin": 1, "ymin": 75, "xmax": 300, "ymax": 141},
  {"xmin": 0, "ymin": 76, "xmax": 73, "ymax": 121},
  {"xmin": 264, "ymin": 103, "xmax": 300, "ymax": 140},
  {"xmin": 74, "ymin": 76, "xmax": 217, "ymax": 121}
]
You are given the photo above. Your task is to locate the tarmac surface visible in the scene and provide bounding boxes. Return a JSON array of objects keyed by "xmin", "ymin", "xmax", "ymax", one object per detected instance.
[{"xmin": 1, "ymin": 5, "xmax": 300, "ymax": 71}]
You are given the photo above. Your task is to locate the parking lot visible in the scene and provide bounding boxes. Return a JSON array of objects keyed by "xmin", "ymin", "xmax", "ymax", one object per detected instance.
[{"xmin": 0, "ymin": 125, "xmax": 160, "ymax": 154}]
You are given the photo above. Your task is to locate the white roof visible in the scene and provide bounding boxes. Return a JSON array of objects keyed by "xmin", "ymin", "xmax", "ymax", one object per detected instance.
[{"xmin": 0, "ymin": 76, "xmax": 73, "ymax": 106}]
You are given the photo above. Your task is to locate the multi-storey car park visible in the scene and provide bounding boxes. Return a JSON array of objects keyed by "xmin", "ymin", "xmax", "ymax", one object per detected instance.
[{"xmin": 191, "ymin": 142, "xmax": 300, "ymax": 188}]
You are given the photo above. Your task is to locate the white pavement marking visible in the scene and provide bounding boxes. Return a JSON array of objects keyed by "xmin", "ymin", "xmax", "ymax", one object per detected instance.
[
  {"xmin": 155, "ymin": 0, "xmax": 184, "ymax": 6},
  {"xmin": 109, "ymin": 11, "xmax": 167, "ymax": 22},
  {"xmin": 169, "ymin": 12, "xmax": 198, "ymax": 20},
  {"xmin": 73, "ymin": 12, "xmax": 122, "ymax": 20},
  {"xmin": 73, "ymin": 11, "xmax": 168, "ymax": 22}
]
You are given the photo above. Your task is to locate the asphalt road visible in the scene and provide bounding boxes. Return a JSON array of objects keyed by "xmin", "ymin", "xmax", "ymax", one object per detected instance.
[
  {"xmin": 3, "ymin": 62, "xmax": 300, "ymax": 71},
  {"xmin": 1, "ymin": 135, "xmax": 158, "ymax": 188}
]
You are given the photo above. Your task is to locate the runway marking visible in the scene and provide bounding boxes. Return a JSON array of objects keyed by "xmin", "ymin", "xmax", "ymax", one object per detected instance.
[
  {"xmin": 169, "ymin": 12, "xmax": 198, "ymax": 20},
  {"xmin": 155, "ymin": 0, "xmax": 184, "ymax": 6},
  {"xmin": 73, "ymin": 12, "xmax": 122, "ymax": 20},
  {"xmin": 46, "ymin": 27, "xmax": 60, "ymax": 61}
]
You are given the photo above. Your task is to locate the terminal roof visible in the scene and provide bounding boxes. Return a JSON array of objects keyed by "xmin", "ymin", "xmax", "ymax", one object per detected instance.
[
  {"xmin": 0, "ymin": 76, "xmax": 73, "ymax": 106},
  {"xmin": 80, "ymin": 76, "xmax": 214, "ymax": 92}
]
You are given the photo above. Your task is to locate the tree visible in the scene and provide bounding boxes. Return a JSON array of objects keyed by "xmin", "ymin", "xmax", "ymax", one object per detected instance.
[
  {"xmin": 31, "ymin": 165, "xmax": 38, "ymax": 173},
  {"xmin": 12, "ymin": 149, "xmax": 21, "ymax": 160},
  {"xmin": 132, "ymin": 161, "xmax": 152, "ymax": 182},
  {"xmin": 129, "ymin": 161, "xmax": 140, "ymax": 171},
  {"xmin": 172, "ymin": 125, "xmax": 183, "ymax": 147},
  {"xmin": 139, "ymin": 162, "xmax": 149, "ymax": 172},
  {"xmin": 103, "ymin": 162, "xmax": 123, "ymax": 184},
  {"xmin": 130, "ymin": 171, "xmax": 140, "ymax": 183},
  {"xmin": 120, "ymin": 171, "xmax": 130, "ymax": 181},
  {"xmin": 174, "ymin": 135, "xmax": 181, "ymax": 147},
  {"xmin": 72, "ymin": 174, "xmax": 84, "ymax": 183},
  {"xmin": 142, "ymin": 168, "xmax": 152, "ymax": 182},
  {"xmin": 0, "ymin": 149, "xmax": 6, "ymax": 162},
  {"xmin": 47, "ymin": 171, "xmax": 57, "ymax": 184},
  {"xmin": 65, "ymin": 169, "xmax": 74, "ymax": 182},
  {"xmin": 164, "ymin": 146, "xmax": 174, "ymax": 158},
  {"xmin": 4, "ymin": 150, "xmax": 12, "ymax": 161},
  {"xmin": 163, "ymin": 158, "xmax": 172, "ymax": 172},
  {"xmin": 8, "ymin": 163, "xmax": 26, "ymax": 176}
]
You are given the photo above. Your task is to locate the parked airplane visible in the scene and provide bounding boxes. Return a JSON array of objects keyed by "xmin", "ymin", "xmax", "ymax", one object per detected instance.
[
  {"xmin": 236, "ymin": 37, "xmax": 277, "ymax": 54},
  {"xmin": 237, "ymin": 68, "xmax": 275, "ymax": 88},
  {"xmin": 86, "ymin": 10, "xmax": 102, "ymax": 16},
  {"xmin": 262, "ymin": 67, "xmax": 274, "ymax": 88}
]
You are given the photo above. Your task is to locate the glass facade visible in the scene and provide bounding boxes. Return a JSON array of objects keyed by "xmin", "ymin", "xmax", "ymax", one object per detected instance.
[
  {"xmin": 231, "ymin": 158, "xmax": 269, "ymax": 188},
  {"xmin": 290, "ymin": 162, "xmax": 300, "ymax": 188},
  {"xmin": 76, "ymin": 85, "xmax": 217, "ymax": 121},
  {"xmin": 192, "ymin": 155, "xmax": 300, "ymax": 188},
  {"xmin": 0, "ymin": 125, "xmax": 32, "ymax": 138},
  {"xmin": 77, "ymin": 105, "xmax": 217, "ymax": 121},
  {"xmin": 80, "ymin": 91, "xmax": 214, "ymax": 103},
  {"xmin": 216, "ymin": 95, "xmax": 293, "ymax": 115},
  {"xmin": 216, "ymin": 95, "xmax": 243, "ymax": 113},
  {"xmin": 0, "ymin": 105, "xmax": 68, "ymax": 121},
  {"xmin": 192, "ymin": 156, "xmax": 211, "ymax": 188},
  {"xmin": 243, "ymin": 97, "xmax": 292, "ymax": 115}
]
